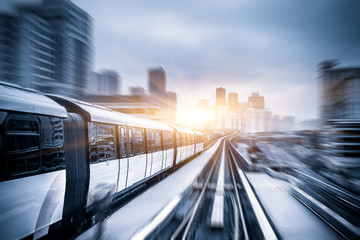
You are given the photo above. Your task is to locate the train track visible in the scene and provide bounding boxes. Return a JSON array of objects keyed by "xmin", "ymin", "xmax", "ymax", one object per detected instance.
[
  {"xmin": 287, "ymin": 168, "xmax": 360, "ymax": 239},
  {"xmin": 136, "ymin": 136, "xmax": 278, "ymax": 240}
]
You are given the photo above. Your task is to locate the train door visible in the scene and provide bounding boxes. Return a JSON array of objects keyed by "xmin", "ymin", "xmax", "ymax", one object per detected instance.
[
  {"xmin": 151, "ymin": 130, "xmax": 163, "ymax": 174},
  {"xmin": 145, "ymin": 129, "xmax": 153, "ymax": 178},
  {"xmin": 176, "ymin": 133, "xmax": 181, "ymax": 164},
  {"xmin": 117, "ymin": 126, "xmax": 128, "ymax": 192},
  {"xmin": 87, "ymin": 122, "xmax": 118, "ymax": 207},
  {"xmin": 126, "ymin": 128, "xmax": 146, "ymax": 187},
  {"xmin": 181, "ymin": 133, "xmax": 187, "ymax": 161},
  {"xmin": 165, "ymin": 131, "xmax": 174, "ymax": 168}
]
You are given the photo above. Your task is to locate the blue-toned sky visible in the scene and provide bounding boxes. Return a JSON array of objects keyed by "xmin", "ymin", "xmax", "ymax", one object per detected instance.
[{"xmin": 73, "ymin": 0, "xmax": 360, "ymax": 121}]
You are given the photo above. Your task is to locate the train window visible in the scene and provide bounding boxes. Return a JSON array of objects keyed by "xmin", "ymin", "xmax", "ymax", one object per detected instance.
[
  {"xmin": 167, "ymin": 132, "xmax": 173, "ymax": 148},
  {"xmin": 163, "ymin": 131, "xmax": 171, "ymax": 150},
  {"xmin": 1, "ymin": 114, "xmax": 65, "ymax": 180},
  {"xmin": 176, "ymin": 133, "xmax": 181, "ymax": 148},
  {"xmin": 4, "ymin": 116, "xmax": 41, "ymax": 177},
  {"xmin": 119, "ymin": 127, "xmax": 127, "ymax": 158},
  {"xmin": 127, "ymin": 128, "xmax": 134, "ymax": 157},
  {"xmin": 40, "ymin": 117, "xmax": 65, "ymax": 172},
  {"xmin": 162, "ymin": 132, "xmax": 167, "ymax": 150},
  {"xmin": 146, "ymin": 129, "xmax": 154, "ymax": 153},
  {"xmin": 181, "ymin": 133, "xmax": 186, "ymax": 146},
  {"xmin": 133, "ymin": 128, "xmax": 145, "ymax": 155},
  {"xmin": 154, "ymin": 130, "xmax": 162, "ymax": 151},
  {"xmin": 88, "ymin": 123, "xmax": 116, "ymax": 163}
]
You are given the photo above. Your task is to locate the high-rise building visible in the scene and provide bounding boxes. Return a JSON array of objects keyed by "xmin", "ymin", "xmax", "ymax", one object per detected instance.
[
  {"xmin": 0, "ymin": 0, "xmax": 93, "ymax": 97},
  {"xmin": 147, "ymin": 66, "xmax": 177, "ymax": 123},
  {"xmin": 148, "ymin": 67, "xmax": 166, "ymax": 98},
  {"xmin": 216, "ymin": 87, "xmax": 226, "ymax": 107},
  {"xmin": 319, "ymin": 65, "xmax": 360, "ymax": 121},
  {"xmin": 130, "ymin": 86, "xmax": 147, "ymax": 96},
  {"xmin": 97, "ymin": 70, "xmax": 121, "ymax": 95},
  {"xmin": 318, "ymin": 63, "xmax": 360, "ymax": 170},
  {"xmin": 228, "ymin": 92, "xmax": 238, "ymax": 112},
  {"xmin": 248, "ymin": 92, "xmax": 265, "ymax": 109}
]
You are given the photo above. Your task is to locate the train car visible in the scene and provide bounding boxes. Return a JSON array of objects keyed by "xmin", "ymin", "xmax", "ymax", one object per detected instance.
[
  {"xmin": 0, "ymin": 83, "xmax": 68, "ymax": 239},
  {"xmin": 0, "ymin": 82, "xmax": 205, "ymax": 239},
  {"xmin": 47, "ymin": 95, "xmax": 176, "ymax": 211}
]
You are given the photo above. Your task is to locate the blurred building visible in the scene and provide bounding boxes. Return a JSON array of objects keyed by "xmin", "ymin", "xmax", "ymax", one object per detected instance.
[
  {"xmin": 243, "ymin": 108, "xmax": 272, "ymax": 133},
  {"xmin": 216, "ymin": 87, "xmax": 226, "ymax": 107},
  {"xmin": 228, "ymin": 92, "xmax": 238, "ymax": 113},
  {"xmin": 320, "ymin": 65, "xmax": 360, "ymax": 121},
  {"xmin": 130, "ymin": 86, "xmax": 147, "ymax": 96},
  {"xmin": 80, "ymin": 94, "xmax": 160, "ymax": 120},
  {"xmin": 96, "ymin": 70, "xmax": 121, "ymax": 95},
  {"xmin": 148, "ymin": 67, "xmax": 166, "ymax": 98},
  {"xmin": 248, "ymin": 92, "xmax": 265, "ymax": 109},
  {"xmin": 0, "ymin": 0, "xmax": 93, "ymax": 97},
  {"xmin": 319, "ymin": 63, "xmax": 360, "ymax": 172},
  {"xmin": 147, "ymin": 67, "xmax": 177, "ymax": 123}
]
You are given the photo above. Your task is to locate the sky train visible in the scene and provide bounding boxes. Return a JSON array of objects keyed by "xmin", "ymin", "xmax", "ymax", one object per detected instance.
[{"xmin": 0, "ymin": 82, "xmax": 204, "ymax": 240}]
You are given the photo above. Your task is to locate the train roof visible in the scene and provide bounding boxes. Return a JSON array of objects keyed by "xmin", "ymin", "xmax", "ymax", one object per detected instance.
[
  {"xmin": 0, "ymin": 82, "xmax": 67, "ymax": 117},
  {"xmin": 48, "ymin": 95, "xmax": 174, "ymax": 131},
  {"xmin": 170, "ymin": 125, "xmax": 195, "ymax": 134},
  {"xmin": 193, "ymin": 130, "xmax": 204, "ymax": 136}
]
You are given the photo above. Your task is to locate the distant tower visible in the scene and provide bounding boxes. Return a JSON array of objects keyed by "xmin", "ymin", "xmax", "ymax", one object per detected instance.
[
  {"xmin": 248, "ymin": 92, "xmax": 265, "ymax": 109},
  {"xmin": 228, "ymin": 92, "xmax": 238, "ymax": 112},
  {"xmin": 148, "ymin": 67, "xmax": 166, "ymax": 98},
  {"xmin": 216, "ymin": 87, "xmax": 226, "ymax": 107},
  {"xmin": 97, "ymin": 70, "xmax": 121, "ymax": 95}
]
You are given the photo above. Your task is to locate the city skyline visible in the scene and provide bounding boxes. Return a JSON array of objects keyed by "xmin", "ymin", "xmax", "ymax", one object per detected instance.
[{"xmin": 70, "ymin": 0, "xmax": 360, "ymax": 121}]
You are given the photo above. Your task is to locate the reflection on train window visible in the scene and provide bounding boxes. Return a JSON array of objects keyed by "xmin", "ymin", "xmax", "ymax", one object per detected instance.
[
  {"xmin": 176, "ymin": 133, "xmax": 181, "ymax": 148},
  {"xmin": 1, "ymin": 114, "xmax": 65, "ymax": 180},
  {"xmin": 119, "ymin": 127, "xmax": 127, "ymax": 158},
  {"xmin": 127, "ymin": 128, "xmax": 134, "ymax": 157},
  {"xmin": 133, "ymin": 128, "xmax": 145, "ymax": 155},
  {"xmin": 146, "ymin": 129, "xmax": 154, "ymax": 153},
  {"xmin": 154, "ymin": 130, "xmax": 162, "ymax": 151},
  {"xmin": 88, "ymin": 122, "xmax": 116, "ymax": 163},
  {"xmin": 5, "ymin": 117, "xmax": 41, "ymax": 177},
  {"xmin": 40, "ymin": 117, "xmax": 65, "ymax": 172}
]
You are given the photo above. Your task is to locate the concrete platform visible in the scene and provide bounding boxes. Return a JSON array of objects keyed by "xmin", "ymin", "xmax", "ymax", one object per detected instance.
[
  {"xmin": 77, "ymin": 139, "xmax": 222, "ymax": 240},
  {"xmin": 246, "ymin": 173, "xmax": 342, "ymax": 240}
]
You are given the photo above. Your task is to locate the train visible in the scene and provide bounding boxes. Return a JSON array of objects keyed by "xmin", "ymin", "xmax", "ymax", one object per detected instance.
[{"xmin": 0, "ymin": 82, "xmax": 204, "ymax": 240}]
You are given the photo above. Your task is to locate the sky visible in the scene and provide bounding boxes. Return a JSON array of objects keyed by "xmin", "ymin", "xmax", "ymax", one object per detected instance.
[{"xmin": 73, "ymin": 0, "xmax": 360, "ymax": 121}]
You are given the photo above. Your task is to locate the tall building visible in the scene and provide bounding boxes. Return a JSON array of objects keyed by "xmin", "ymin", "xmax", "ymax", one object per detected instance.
[
  {"xmin": 97, "ymin": 70, "xmax": 121, "ymax": 95},
  {"xmin": 130, "ymin": 86, "xmax": 147, "ymax": 96},
  {"xmin": 319, "ymin": 63, "xmax": 360, "ymax": 171},
  {"xmin": 248, "ymin": 92, "xmax": 265, "ymax": 109},
  {"xmin": 216, "ymin": 87, "xmax": 226, "ymax": 107},
  {"xmin": 147, "ymin": 66, "xmax": 177, "ymax": 123},
  {"xmin": 148, "ymin": 67, "xmax": 166, "ymax": 98},
  {"xmin": 0, "ymin": 0, "xmax": 93, "ymax": 97},
  {"xmin": 320, "ymin": 65, "xmax": 360, "ymax": 121},
  {"xmin": 228, "ymin": 92, "xmax": 238, "ymax": 112}
]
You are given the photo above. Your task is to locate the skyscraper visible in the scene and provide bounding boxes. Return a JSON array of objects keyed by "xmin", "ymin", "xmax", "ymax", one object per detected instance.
[
  {"xmin": 319, "ymin": 64, "xmax": 360, "ymax": 121},
  {"xmin": 147, "ymin": 66, "xmax": 177, "ymax": 123},
  {"xmin": 228, "ymin": 92, "xmax": 238, "ymax": 112},
  {"xmin": 216, "ymin": 87, "xmax": 226, "ymax": 107},
  {"xmin": 0, "ymin": 0, "xmax": 93, "ymax": 96},
  {"xmin": 97, "ymin": 70, "xmax": 121, "ymax": 95},
  {"xmin": 148, "ymin": 67, "xmax": 166, "ymax": 98},
  {"xmin": 248, "ymin": 92, "xmax": 265, "ymax": 109}
]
